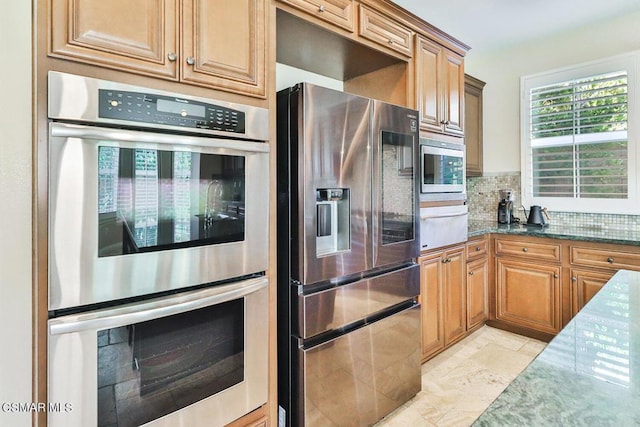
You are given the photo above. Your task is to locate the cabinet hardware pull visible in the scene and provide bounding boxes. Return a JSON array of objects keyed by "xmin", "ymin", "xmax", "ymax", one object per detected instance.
[
  {"xmin": 607, "ymin": 257, "xmax": 615, "ymax": 263},
  {"xmin": 469, "ymin": 271, "xmax": 474, "ymax": 276},
  {"xmin": 475, "ymin": 246, "xmax": 481, "ymax": 251},
  {"xmin": 186, "ymin": 56, "xmax": 195, "ymax": 65},
  {"xmin": 554, "ymin": 273, "xmax": 559, "ymax": 279},
  {"xmin": 572, "ymin": 276, "xmax": 577, "ymax": 281},
  {"xmin": 167, "ymin": 52, "xmax": 177, "ymax": 62},
  {"xmin": 522, "ymin": 247, "xmax": 528, "ymax": 252},
  {"xmin": 388, "ymin": 39, "xmax": 394, "ymax": 44},
  {"xmin": 318, "ymin": 5, "xmax": 325, "ymax": 12}
]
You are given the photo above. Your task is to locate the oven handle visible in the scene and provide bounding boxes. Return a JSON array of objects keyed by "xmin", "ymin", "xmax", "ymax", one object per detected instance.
[
  {"xmin": 50, "ymin": 122, "xmax": 270, "ymax": 153},
  {"xmin": 49, "ymin": 276, "xmax": 268, "ymax": 335},
  {"xmin": 420, "ymin": 212, "xmax": 468, "ymax": 220}
]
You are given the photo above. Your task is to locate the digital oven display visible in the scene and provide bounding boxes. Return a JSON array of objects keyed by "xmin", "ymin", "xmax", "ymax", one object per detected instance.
[{"xmin": 157, "ymin": 98, "xmax": 206, "ymax": 117}]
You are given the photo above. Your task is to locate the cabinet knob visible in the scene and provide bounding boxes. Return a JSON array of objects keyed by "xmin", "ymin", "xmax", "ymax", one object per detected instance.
[
  {"xmin": 440, "ymin": 120, "xmax": 450, "ymax": 125},
  {"xmin": 572, "ymin": 276, "xmax": 577, "ymax": 281},
  {"xmin": 167, "ymin": 52, "xmax": 177, "ymax": 62},
  {"xmin": 475, "ymin": 246, "xmax": 481, "ymax": 251},
  {"xmin": 554, "ymin": 273, "xmax": 559, "ymax": 279},
  {"xmin": 469, "ymin": 271, "xmax": 474, "ymax": 276},
  {"xmin": 388, "ymin": 39, "xmax": 394, "ymax": 44},
  {"xmin": 186, "ymin": 56, "xmax": 195, "ymax": 66},
  {"xmin": 522, "ymin": 247, "xmax": 528, "ymax": 253},
  {"xmin": 318, "ymin": 5, "xmax": 325, "ymax": 12},
  {"xmin": 607, "ymin": 257, "xmax": 615, "ymax": 264}
]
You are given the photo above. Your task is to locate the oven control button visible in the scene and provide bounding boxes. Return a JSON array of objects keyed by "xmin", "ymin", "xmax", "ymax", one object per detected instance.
[
  {"xmin": 110, "ymin": 100, "xmax": 119, "ymax": 107},
  {"xmin": 180, "ymin": 110, "xmax": 188, "ymax": 117}
]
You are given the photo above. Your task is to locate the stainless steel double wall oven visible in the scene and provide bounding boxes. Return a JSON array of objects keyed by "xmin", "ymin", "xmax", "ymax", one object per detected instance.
[{"xmin": 47, "ymin": 72, "xmax": 269, "ymax": 427}]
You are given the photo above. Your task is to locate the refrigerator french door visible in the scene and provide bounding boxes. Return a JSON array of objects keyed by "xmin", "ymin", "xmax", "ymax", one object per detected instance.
[{"xmin": 276, "ymin": 83, "xmax": 421, "ymax": 427}]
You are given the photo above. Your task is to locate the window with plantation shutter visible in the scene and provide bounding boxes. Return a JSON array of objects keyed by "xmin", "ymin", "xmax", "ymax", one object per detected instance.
[{"xmin": 521, "ymin": 53, "xmax": 639, "ymax": 214}]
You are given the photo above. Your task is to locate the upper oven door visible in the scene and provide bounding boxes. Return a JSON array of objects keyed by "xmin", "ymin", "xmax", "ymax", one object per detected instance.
[
  {"xmin": 48, "ymin": 122, "xmax": 269, "ymax": 310},
  {"xmin": 420, "ymin": 143, "xmax": 465, "ymax": 193}
]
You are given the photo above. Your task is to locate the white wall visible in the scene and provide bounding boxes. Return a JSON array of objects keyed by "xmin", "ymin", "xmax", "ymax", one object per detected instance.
[
  {"xmin": 0, "ymin": 2, "xmax": 32, "ymax": 426},
  {"xmin": 465, "ymin": 10, "xmax": 640, "ymax": 174}
]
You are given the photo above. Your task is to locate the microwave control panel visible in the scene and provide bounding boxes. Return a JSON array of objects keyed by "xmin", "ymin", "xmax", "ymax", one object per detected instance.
[{"xmin": 98, "ymin": 89, "xmax": 246, "ymax": 134}]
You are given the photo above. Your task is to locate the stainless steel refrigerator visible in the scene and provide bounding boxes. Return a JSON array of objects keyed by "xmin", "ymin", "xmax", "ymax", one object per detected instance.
[{"xmin": 276, "ymin": 83, "xmax": 421, "ymax": 427}]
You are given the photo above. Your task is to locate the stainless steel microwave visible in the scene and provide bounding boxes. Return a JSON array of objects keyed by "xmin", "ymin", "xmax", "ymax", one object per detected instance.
[{"xmin": 420, "ymin": 138, "xmax": 465, "ymax": 194}]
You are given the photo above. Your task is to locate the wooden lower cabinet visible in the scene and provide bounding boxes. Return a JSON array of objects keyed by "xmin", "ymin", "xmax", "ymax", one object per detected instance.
[
  {"xmin": 466, "ymin": 257, "xmax": 488, "ymax": 329},
  {"xmin": 419, "ymin": 244, "xmax": 468, "ymax": 361},
  {"xmin": 569, "ymin": 268, "xmax": 615, "ymax": 317},
  {"xmin": 495, "ymin": 258, "xmax": 561, "ymax": 335},
  {"xmin": 443, "ymin": 246, "xmax": 466, "ymax": 345},
  {"xmin": 420, "ymin": 251, "xmax": 444, "ymax": 359}
]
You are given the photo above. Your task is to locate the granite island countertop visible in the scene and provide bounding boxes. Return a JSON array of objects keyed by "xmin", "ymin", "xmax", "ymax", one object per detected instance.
[
  {"xmin": 468, "ymin": 220, "xmax": 640, "ymax": 246},
  {"xmin": 473, "ymin": 269, "xmax": 640, "ymax": 426}
]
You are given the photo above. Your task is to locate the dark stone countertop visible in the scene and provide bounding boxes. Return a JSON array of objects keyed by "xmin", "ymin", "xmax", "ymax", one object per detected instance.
[
  {"xmin": 468, "ymin": 220, "xmax": 640, "ymax": 246},
  {"xmin": 473, "ymin": 269, "xmax": 640, "ymax": 426}
]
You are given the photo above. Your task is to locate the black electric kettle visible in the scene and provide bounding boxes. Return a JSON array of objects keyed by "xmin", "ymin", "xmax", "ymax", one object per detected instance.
[{"xmin": 525, "ymin": 205, "xmax": 546, "ymax": 226}]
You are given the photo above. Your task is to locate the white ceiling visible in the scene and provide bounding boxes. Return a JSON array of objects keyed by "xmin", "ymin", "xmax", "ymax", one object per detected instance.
[{"xmin": 393, "ymin": 0, "xmax": 640, "ymax": 56}]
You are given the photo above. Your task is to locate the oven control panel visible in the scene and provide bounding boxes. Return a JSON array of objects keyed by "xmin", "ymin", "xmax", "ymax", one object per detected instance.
[{"xmin": 98, "ymin": 89, "xmax": 246, "ymax": 133}]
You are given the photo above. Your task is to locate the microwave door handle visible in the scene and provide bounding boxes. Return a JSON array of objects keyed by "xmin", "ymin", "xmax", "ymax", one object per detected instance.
[
  {"xmin": 420, "ymin": 212, "xmax": 468, "ymax": 220},
  {"xmin": 49, "ymin": 277, "xmax": 268, "ymax": 336}
]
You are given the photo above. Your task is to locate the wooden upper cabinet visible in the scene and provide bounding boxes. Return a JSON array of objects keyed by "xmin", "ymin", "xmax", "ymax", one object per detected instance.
[
  {"xmin": 358, "ymin": 5, "xmax": 412, "ymax": 58},
  {"xmin": 278, "ymin": 0, "xmax": 355, "ymax": 32},
  {"xmin": 415, "ymin": 35, "xmax": 464, "ymax": 137},
  {"xmin": 415, "ymin": 36, "xmax": 441, "ymax": 133},
  {"xmin": 182, "ymin": 0, "xmax": 266, "ymax": 97},
  {"xmin": 443, "ymin": 50, "xmax": 464, "ymax": 135},
  {"xmin": 465, "ymin": 74, "xmax": 485, "ymax": 177},
  {"xmin": 50, "ymin": 0, "xmax": 179, "ymax": 79},
  {"xmin": 49, "ymin": 0, "xmax": 267, "ymax": 98}
]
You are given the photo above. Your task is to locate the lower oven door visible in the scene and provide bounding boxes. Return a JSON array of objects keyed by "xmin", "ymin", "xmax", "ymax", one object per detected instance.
[
  {"xmin": 48, "ymin": 122, "xmax": 270, "ymax": 310},
  {"xmin": 297, "ymin": 303, "xmax": 421, "ymax": 427},
  {"xmin": 48, "ymin": 276, "xmax": 268, "ymax": 427}
]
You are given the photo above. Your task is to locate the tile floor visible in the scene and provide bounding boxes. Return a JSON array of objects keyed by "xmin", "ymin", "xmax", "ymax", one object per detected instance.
[{"xmin": 374, "ymin": 326, "xmax": 547, "ymax": 427}]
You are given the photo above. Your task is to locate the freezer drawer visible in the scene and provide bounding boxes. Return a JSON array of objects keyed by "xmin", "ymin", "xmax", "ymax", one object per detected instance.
[
  {"xmin": 296, "ymin": 264, "xmax": 419, "ymax": 339},
  {"xmin": 298, "ymin": 303, "xmax": 421, "ymax": 427}
]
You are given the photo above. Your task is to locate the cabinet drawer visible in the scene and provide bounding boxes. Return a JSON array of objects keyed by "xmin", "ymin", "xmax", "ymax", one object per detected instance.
[
  {"xmin": 358, "ymin": 5, "xmax": 412, "ymax": 57},
  {"xmin": 279, "ymin": 0, "xmax": 355, "ymax": 32},
  {"xmin": 466, "ymin": 237, "xmax": 488, "ymax": 260},
  {"xmin": 571, "ymin": 246, "xmax": 640, "ymax": 271},
  {"xmin": 495, "ymin": 238, "xmax": 561, "ymax": 262}
]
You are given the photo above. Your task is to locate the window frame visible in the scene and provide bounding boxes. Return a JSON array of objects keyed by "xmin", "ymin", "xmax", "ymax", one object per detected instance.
[{"xmin": 521, "ymin": 52, "xmax": 640, "ymax": 214}]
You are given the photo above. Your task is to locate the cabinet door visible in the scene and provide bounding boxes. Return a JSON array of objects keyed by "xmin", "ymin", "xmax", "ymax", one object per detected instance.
[
  {"xmin": 467, "ymin": 257, "xmax": 488, "ymax": 329},
  {"xmin": 464, "ymin": 75, "xmax": 485, "ymax": 177},
  {"xmin": 420, "ymin": 254, "xmax": 444, "ymax": 359},
  {"xmin": 570, "ymin": 268, "xmax": 614, "ymax": 317},
  {"xmin": 443, "ymin": 50, "xmax": 464, "ymax": 136},
  {"xmin": 358, "ymin": 5, "xmax": 412, "ymax": 57},
  {"xmin": 443, "ymin": 247, "xmax": 466, "ymax": 345},
  {"xmin": 278, "ymin": 0, "xmax": 355, "ymax": 32},
  {"xmin": 496, "ymin": 258, "xmax": 561, "ymax": 334},
  {"xmin": 50, "ymin": 0, "xmax": 179, "ymax": 79},
  {"xmin": 415, "ymin": 36, "xmax": 443, "ymax": 134},
  {"xmin": 182, "ymin": 0, "xmax": 267, "ymax": 97}
]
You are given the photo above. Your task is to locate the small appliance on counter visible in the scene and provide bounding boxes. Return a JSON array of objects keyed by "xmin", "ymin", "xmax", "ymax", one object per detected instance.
[
  {"xmin": 524, "ymin": 205, "xmax": 550, "ymax": 227},
  {"xmin": 497, "ymin": 189, "xmax": 516, "ymax": 224}
]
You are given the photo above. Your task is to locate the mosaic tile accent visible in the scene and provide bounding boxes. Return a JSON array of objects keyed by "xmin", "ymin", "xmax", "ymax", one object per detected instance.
[{"xmin": 466, "ymin": 173, "xmax": 640, "ymax": 232}]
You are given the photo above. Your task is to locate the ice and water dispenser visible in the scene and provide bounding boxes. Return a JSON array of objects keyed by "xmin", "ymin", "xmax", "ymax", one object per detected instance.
[{"xmin": 316, "ymin": 188, "xmax": 350, "ymax": 256}]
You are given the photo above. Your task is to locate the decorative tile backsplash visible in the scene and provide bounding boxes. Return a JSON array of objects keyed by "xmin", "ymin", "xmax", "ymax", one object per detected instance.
[{"xmin": 466, "ymin": 173, "xmax": 640, "ymax": 232}]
